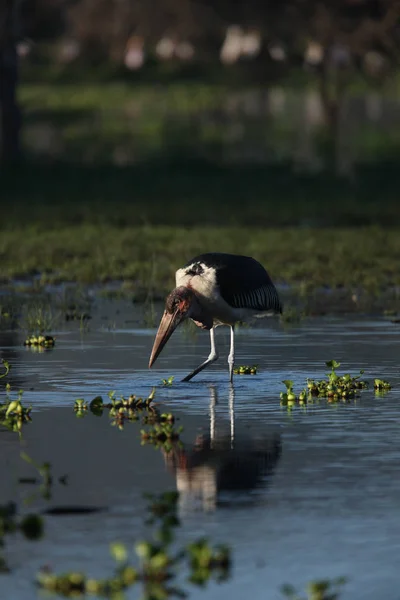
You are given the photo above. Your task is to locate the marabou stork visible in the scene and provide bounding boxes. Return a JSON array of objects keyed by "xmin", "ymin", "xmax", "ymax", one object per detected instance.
[{"xmin": 149, "ymin": 253, "xmax": 282, "ymax": 382}]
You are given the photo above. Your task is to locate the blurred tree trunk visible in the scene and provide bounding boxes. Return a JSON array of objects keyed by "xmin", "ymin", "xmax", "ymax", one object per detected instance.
[
  {"xmin": 318, "ymin": 49, "xmax": 349, "ymax": 175},
  {"xmin": 0, "ymin": 0, "xmax": 21, "ymax": 164}
]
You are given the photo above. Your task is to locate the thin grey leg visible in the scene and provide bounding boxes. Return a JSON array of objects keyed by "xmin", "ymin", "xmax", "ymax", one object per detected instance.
[
  {"xmin": 182, "ymin": 327, "xmax": 219, "ymax": 382},
  {"xmin": 228, "ymin": 325, "xmax": 235, "ymax": 383},
  {"xmin": 229, "ymin": 384, "xmax": 235, "ymax": 448}
]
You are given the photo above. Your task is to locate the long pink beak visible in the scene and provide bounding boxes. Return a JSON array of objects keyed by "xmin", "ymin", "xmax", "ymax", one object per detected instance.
[{"xmin": 149, "ymin": 309, "xmax": 185, "ymax": 368}]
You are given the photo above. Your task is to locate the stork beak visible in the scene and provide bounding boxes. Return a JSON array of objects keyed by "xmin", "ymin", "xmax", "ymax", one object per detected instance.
[{"xmin": 149, "ymin": 309, "xmax": 185, "ymax": 368}]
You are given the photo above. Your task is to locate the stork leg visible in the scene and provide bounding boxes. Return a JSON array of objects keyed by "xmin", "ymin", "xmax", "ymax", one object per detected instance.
[
  {"xmin": 228, "ymin": 325, "xmax": 235, "ymax": 383},
  {"xmin": 229, "ymin": 383, "xmax": 235, "ymax": 448},
  {"xmin": 182, "ymin": 327, "xmax": 219, "ymax": 382}
]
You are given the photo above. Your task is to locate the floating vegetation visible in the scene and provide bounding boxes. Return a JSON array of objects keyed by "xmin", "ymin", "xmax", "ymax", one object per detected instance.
[
  {"xmin": 0, "ymin": 364, "xmax": 32, "ymax": 433},
  {"xmin": 282, "ymin": 576, "xmax": 347, "ymax": 600},
  {"xmin": 73, "ymin": 388, "xmax": 182, "ymax": 447},
  {"xmin": 280, "ymin": 360, "xmax": 391, "ymax": 407},
  {"xmin": 24, "ymin": 334, "xmax": 55, "ymax": 348},
  {"xmin": 74, "ymin": 389, "xmax": 157, "ymax": 429},
  {"xmin": 233, "ymin": 365, "xmax": 258, "ymax": 375},
  {"xmin": 36, "ymin": 491, "xmax": 231, "ymax": 598},
  {"xmin": 374, "ymin": 378, "xmax": 391, "ymax": 390},
  {"xmin": 0, "ymin": 389, "xmax": 32, "ymax": 433},
  {"xmin": 161, "ymin": 376, "xmax": 174, "ymax": 386},
  {"xmin": 73, "ymin": 398, "xmax": 88, "ymax": 418},
  {"xmin": 280, "ymin": 380, "xmax": 298, "ymax": 407},
  {"xmin": 0, "ymin": 360, "xmax": 10, "ymax": 379}
]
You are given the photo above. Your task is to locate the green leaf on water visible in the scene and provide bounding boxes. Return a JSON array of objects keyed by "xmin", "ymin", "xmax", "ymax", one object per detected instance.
[
  {"xmin": 147, "ymin": 387, "xmax": 156, "ymax": 402},
  {"xmin": 326, "ymin": 360, "xmax": 340, "ymax": 369},
  {"xmin": 135, "ymin": 541, "xmax": 151, "ymax": 560},
  {"xmin": 110, "ymin": 542, "xmax": 128, "ymax": 563},
  {"xmin": 89, "ymin": 396, "xmax": 104, "ymax": 415},
  {"xmin": 5, "ymin": 400, "xmax": 20, "ymax": 417},
  {"xmin": 282, "ymin": 380, "xmax": 294, "ymax": 391}
]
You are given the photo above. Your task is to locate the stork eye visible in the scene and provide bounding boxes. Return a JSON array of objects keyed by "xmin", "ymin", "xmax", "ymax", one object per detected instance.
[{"xmin": 187, "ymin": 263, "xmax": 203, "ymax": 276}]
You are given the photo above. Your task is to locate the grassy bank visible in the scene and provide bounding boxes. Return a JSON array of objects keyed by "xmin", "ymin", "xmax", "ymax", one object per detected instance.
[
  {"xmin": 0, "ymin": 224, "xmax": 398, "ymax": 299},
  {"xmin": 1, "ymin": 80, "xmax": 399, "ymax": 311},
  {"xmin": 1, "ymin": 163, "xmax": 400, "ymax": 228}
]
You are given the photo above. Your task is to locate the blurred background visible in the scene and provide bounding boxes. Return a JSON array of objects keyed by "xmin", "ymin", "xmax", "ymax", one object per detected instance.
[
  {"xmin": 3, "ymin": 0, "xmax": 400, "ymax": 169},
  {"xmin": 1, "ymin": 0, "xmax": 400, "ymax": 301}
]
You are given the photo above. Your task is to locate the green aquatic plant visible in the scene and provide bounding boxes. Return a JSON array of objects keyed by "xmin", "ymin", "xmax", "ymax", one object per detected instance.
[
  {"xmin": 75, "ymin": 389, "xmax": 180, "ymax": 439},
  {"xmin": 374, "ymin": 378, "xmax": 391, "ymax": 390},
  {"xmin": 298, "ymin": 389, "xmax": 308, "ymax": 404},
  {"xmin": 280, "ymin": 360, "xmax": 389, "ymax": 408},
  {"xmin": 73, "ymin": 398, "xmax": 88, "ymax": 418},
  {"xmin": 22, "ymin": 303, "xmax": 58, "ymax": 336},
  {"xmin": 76, "ymin": 389, "xmax": 156, "ymax": 413},
  {"xmin": 24, "ymin": 334, "xmax": 55, "ymax": 348},
  {"xmin": 0, "ymin": 359, "xmax": 10, "ymax": 380},
  {"xmin": 280, "ymin": 380, "xmax": 296, "ymax": 403},
  {"xmin": 233, "ymin": 365, "xmax": 258, "ymax": 375},
  {"xmin": 0, "ymin": 388, "xmax": 32, "ymax": 434},
  {"xmin": 282, "ymin": 577, "xmax": 347, "ymax": 600},
  {"xmin": 73, "ymin": 389, "xmax": 157, "ymax": 430},
  {"xmin": 36, "ymin": 491, "xmax": 231, "ymax": 598},
  {"xmin": 161, "ymin": 376, "xmax": 174, "ymax": 386}
]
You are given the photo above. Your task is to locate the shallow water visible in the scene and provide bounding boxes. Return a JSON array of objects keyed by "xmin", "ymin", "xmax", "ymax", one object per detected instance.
[{"xmin": 1, "ymin": 309, "xmax": 400, "ymax": 599}]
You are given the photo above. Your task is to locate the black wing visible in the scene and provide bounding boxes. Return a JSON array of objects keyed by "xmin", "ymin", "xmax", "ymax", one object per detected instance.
[{"xmin": 185, "ymin": 253, "xmax": 282, "ymax": 313}]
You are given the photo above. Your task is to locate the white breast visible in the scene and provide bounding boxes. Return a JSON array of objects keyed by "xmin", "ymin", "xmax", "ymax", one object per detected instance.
[{"xmin": 175, "ymin": 265, "xmax": 258, "ymax": 326}]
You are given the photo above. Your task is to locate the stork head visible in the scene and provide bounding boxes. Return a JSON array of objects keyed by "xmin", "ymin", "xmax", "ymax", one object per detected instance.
[{"xmin": 149, "ymin": 286, "xmax": 197, "ymax": 368}]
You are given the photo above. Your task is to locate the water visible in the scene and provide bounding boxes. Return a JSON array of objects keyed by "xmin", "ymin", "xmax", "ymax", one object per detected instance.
[{"xmin": 1, "ymin": 309, "xmax": 400, "ymax": 599}]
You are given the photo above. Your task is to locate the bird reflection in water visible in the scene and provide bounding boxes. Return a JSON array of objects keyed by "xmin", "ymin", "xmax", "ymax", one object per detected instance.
[{"xmin": 163, "ymin": 386, "xmax": 282, "ymax": 512}]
